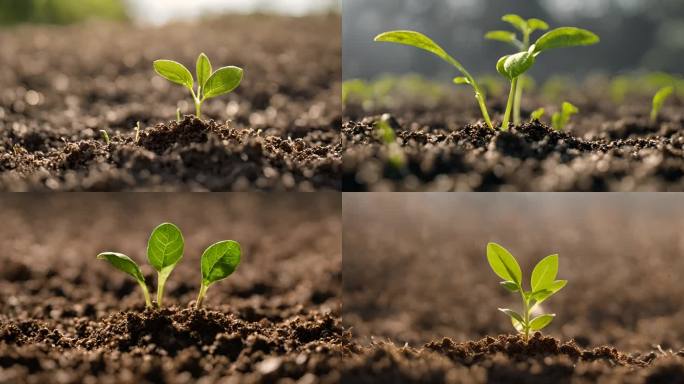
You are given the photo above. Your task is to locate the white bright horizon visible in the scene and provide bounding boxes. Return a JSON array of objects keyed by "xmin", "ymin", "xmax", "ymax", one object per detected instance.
[{"xmin": 126, "ymin": 0, "xmax": 338, "ymax": 25}]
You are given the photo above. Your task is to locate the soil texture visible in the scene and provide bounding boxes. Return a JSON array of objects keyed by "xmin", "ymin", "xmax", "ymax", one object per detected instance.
[
  {"xmin": 341, "ymin": 193, "xmax": 684, "ymax": 382},
  {"xmin": 343, "ymin": 90, "xmax": 684, "ymax": 191},
  {"xmin": 0, "ymin": 193, "xmax": 344, "ymax": 383},
  {"xmin": 0, "ymin": 15, "xmax": 341, "ymax": 191}
]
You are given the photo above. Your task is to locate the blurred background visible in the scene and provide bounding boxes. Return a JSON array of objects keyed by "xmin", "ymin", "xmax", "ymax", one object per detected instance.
[
  {"xmin": 0, "ymin": 0, "xmax": 338, "ymax": 26},
  {"xmin": 343, "ymin": 193, "xmax": 684, "ymax": 352},
  {"xmin": 343, "ymin": 0, "xmax": 684, "ymax": 81}
]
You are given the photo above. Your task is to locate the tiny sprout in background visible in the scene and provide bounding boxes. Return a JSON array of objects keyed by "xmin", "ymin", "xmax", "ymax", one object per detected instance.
[
  {"xmin": 552, "ymin": 102, "xmax": 579, "ymax": 131},
  {"xmin": 374, "ymin": 114, "xmax": 406, "ymax": 170},
  {"xmin": 100, "ymin": 130, "xmax": 110, "ymax": 145},
  {"xmin": 651, "ymin": 86, "xmax": 674, "ymax": 123},
  {"xmin": 97, "ymin": 252, "xmax": 152, "ymax": 308},
  {"xmin": 197, "ymin": 240, "xmax": 242, "ymax": 308},
  {"xmin": 530, "ymin": 108, "xmax": 545, "ymax": 122},
  {"xmin": 153, "ymin": 53, "xmax": 243, "ymax": 119},
  {"xmin": 374, "ymin": 31, "xmax": 494, "ymax": 130},
  {"xmin": 147, "ymin": 223, "xmax": 184, "ymax": 308},
  {"xmin": 134, "ymin": 121, "xmax": 141, "ymax": 143},
  {"xmin": 486, "ymin": 242, "xmax": 567, "ymax": 342}
]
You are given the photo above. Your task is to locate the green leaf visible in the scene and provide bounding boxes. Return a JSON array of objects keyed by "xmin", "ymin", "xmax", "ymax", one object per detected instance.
[
  {"xmin": 533, "ymin": 280, "xmax": 567, "ymax": 304},
  {"xmin": 453, "ymin": 76, "xmax": 471, "ymax": 85},
  {"xmin": 485, "ymin": 30, "xmax": 517, "ymax": 44},
  {"xmin": 562, "ymin": 101, "xmax": 579, "ymax": 116},
  {"xmin": 498, "ymin": 308, "xmax": 524, "ymax": 323},
  {"xmin": 153, "ymin": 60, "xmax": 194, "ymax": 90},
  {"xmin": 486, "ymin": 243, "xmax": 522, "ymax": 285},
  {"xmin": 531, "ymin": 254, "xmax": 558, "ymax": 292},
  {"xmin": 527, "ymin": 18, "xmax": 549, "ymax": 32},
  {"xmin": 497, "ymin": 51, "xmax": 536, "ymax": 80},
  {"xmin": 530, "ymin": 107, "xmax": 545, "ymax": 121},
  {"xmin": 147, "ymin": 223, "xmax": 184, "ymax": 272},
  {"xmin": 201, "ymin": 240, "xmax": 242, "ymax": 285},
  {"xmin": 511, "ymin": 317, "xmax": 524, "ymax": 332},
  {"xmin": 502, "ymin": 14, "xmax": 527, "ymax": 33},
  {"xmin": 196, "ymin": 53, "xmax": 213, "ymax": 90},
  {"xmin": 375, "ymin": 30, "xmax": 454, "ymax": 64},
  {"xmin": 500, "ymin": 281, "xmax": 519, "ymax": 292},
  {"xmin": 529, "ymin": 314, "xmax": 555, "ymax": 330},
  {"xmin": 651, "ymin": 85, "xmax": 674, "ymax": 121},
  {"xmin": 534, "ymin": 27, "xmax": 599, "ymax": 52},
  {"xmin": 203, "ymin": 66, "xmax": 243, "ymax": 100},
  {"xmin": 97, "ymin": 252, "xmax": 145, "ymax": 283}
]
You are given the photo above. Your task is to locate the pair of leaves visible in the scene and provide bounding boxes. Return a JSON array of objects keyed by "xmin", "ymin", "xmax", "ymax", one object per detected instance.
[
  {"xmin": 496, "ymin": 27, "xmax": 599, "ymax": 80},
  {"xmin": 97, "ymin": 222, "xmax": 185, "ymax": 285},
  {"xmin": 487, "ymin": 243, "xmax": 566, "ymax": 296},
  {"xmin": 485, "ymin": 14, "xmax": 549, "ymax": 48},
  {"xmin": 153, "ymin": 53, "xmax": 243, "ymax": 100},
  {"xmin": 552, "ymin": 102, "xmax": 579, "ymax": 131},
  {"xmin": 502, "ymin": 310, "xmax": 556, "ymax": 332}
]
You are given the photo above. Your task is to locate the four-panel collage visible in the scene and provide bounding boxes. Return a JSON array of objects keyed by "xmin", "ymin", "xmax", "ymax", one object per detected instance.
[{"xmin": 1, "ymin": 0, "xmax": 684, "ymax": 383}]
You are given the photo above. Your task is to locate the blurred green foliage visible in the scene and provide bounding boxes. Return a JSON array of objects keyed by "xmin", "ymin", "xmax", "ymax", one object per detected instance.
[
  {"xmin": 344, "ymin": 72, "xmax": 682, "ymax": 110},
  {"xmin": 0, "ymin": 0, "xmax": 128, "ymax": 25}
]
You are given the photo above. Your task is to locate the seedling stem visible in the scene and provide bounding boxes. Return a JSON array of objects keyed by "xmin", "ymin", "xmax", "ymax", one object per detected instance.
[
  {"xmin": 196, "ymin": 283, "xmax": 209, "ymax": 308},
  {"xmin": 140, "ymin": 281, "xmax": 153, "ymax": 308}
]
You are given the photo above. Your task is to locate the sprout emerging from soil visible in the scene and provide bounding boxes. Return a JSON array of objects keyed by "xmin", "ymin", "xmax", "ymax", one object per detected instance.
[
  {"xmin": 530, "ymin": 107, "xmax": 545, "ymax": 122},
  {"xmin": 375, "ymin": 115, "xmax": 406, "ymax": 169},
  {"xmin": 97, "ymin": 252, "xmax": 152, "ymax": 308},
  {"xmin": 374, "ymin": 31, "xmax": 494, "ymax": 130},
  {"xmin": 486, "ymin": 243, "xmax": 567, "ymax": 342},
  {"xmin": 552, "ymin": 102, "xmax": 579, "ymax": 131},
  {"xmin": 153, "ymin": 53, "xmax": 243, "ymax": 119},
  {"xmin": 147, "ymin": 223, "xmax": 185, "ymax": 308},
  {"xmin": 134, "ymin": 121, "xmax": 141, "ymax": 143},
  {"xmin": 197, "ymin": 240, "xmax": 242, "ymax": 308},
  {"xmin": 496, "ymin": 26, "xmax": 598, "ymax": 130},
  {"xmin": 100, "ymin": 130, "xmax": 110, "ymax": 145},
  {"xmin": 651, "ymin": 86, "xmax": 674, "ymax": 123}
]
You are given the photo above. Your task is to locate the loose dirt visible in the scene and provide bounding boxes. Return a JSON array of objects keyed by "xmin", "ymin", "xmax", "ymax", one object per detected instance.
[
  {"xmin": 0, "ymin": 193, "xmax": 345, "ymax": 383},
  {"xmin": 0, "ymin": 14, "xmax": 341, "ymax": 191}
]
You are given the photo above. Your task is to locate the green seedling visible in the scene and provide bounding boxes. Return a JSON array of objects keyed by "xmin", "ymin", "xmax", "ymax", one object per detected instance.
[
  {"xmin": 153, "ymin": 53, "xmax": 243, "ymax": 119},
  {"xmin": 375, "ymin": 31, "xmax": 494, "ymax": 130},
  {"xmin": 147, "ymin": 223, "xmax": 184, "ymax": 308},
  {"xmin": 196, "ymin": 240, "xmax": 242, "ymax": 308},
  {"xmin": 651, "ymin": 86, "xmax": 674, "ymax": 123},
  {"xmin": 551, "ymin": 102, "xmax": 579, "ymax": 131},
  {"xmin": 97, "ymin": 252, "xmax": 152, "ymax": 308},
  {"xmin": 134, "ymin": 121, "xmax": 141, "ymax": 143},
  {"xmin": 176, "ymin": 108, "xmax": 181, "ymax": 123},
  {"xmin": 375, "ymin": 117, "xmax": 406, "ymax": 169},
  {"xmin": 496, "ymin": 25, "xmax": 598, "ymax": 130},
  {"xmin": 486, "ymin": 15, "xmax": 549, "ymax": 125},
  {"xmin": 100, "ymin": 129, "xmax": 110, "ymax": 145},
  {"xmin": 486, "ymin": 243, "xmax": 566, "ymax": 342},
  {"xmin": 530, "ymin": 107, "xmax": 545, "ymax": 121},
  {"xmin": 487, "ymin": 15, "xmax": 598, "ymax": 126}
]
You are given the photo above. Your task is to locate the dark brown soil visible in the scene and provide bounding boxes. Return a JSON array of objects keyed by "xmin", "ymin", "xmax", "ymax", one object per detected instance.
[
  {"xmin": 343, "ymin": 334, "xmax": 684, "ymax": 384},
  {"xmin": 0, "ymin": 193, "xmax": 345, "ymax": 383},
  {"xmin": 341, "ymin": 193, "xmax": 684, "ymax": 382},
  {"xmin": 343, "ymin": 92, "xmax": 684, "ymax": 191},
  {"xmin": 0, "ymin": 14, "xmax": 341, "ymax": 191}
]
